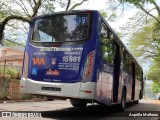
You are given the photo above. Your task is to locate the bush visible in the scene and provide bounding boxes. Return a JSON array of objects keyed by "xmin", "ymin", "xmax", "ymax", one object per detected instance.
[
  {"xmin": 5, "ymin": 68, "xmax": 19, "ymax": 79},
  {"xmin": 0, "ymin": 67, "xmax": 4, "ymax": 76}
]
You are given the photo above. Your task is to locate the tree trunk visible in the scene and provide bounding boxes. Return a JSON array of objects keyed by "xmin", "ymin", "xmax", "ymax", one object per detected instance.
[{"xmin": 0, "ymin": 16, "xmax": 29, "ymax": 43}]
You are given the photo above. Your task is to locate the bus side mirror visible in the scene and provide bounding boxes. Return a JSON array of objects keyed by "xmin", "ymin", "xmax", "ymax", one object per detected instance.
[
  {"xmin": 29, "ymin": 20, "xmax": 33, "ymax": 27},
  {"xmin": 143, "ymin": 74, "xmax": 146, "ymax": 81}
]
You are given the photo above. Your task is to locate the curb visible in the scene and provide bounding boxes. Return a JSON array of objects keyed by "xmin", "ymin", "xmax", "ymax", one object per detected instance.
[{"xmin": 0, "ymin": 99, "xmax": 47, "ymax": 103}]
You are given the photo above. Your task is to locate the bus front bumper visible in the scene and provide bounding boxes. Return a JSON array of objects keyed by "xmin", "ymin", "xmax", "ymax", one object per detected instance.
[{"xmin": 20, "ymin": 78, "xmax": 96, "ymax": 100}]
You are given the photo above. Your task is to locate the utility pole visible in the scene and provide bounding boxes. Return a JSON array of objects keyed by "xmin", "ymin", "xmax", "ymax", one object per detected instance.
[
  {"xmin": 3, "ymin": 59, "xmax": 6, "ymax": 77},
  {"xmin": 3, "ymin": 59, "xmax": 6, "ymax": 98}
]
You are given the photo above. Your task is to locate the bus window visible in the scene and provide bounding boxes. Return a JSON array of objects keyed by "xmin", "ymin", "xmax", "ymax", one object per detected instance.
[
  {"xmin": 122, "ymin": 50, "xmax": 127, "ymax": 72},
  {"xmin": 127, "ymin": 55, "xmax": 132, "ymax": 75},
  {"xmin": 100, "ymin": 22, "xmax": 116, "ymax": 65},
  {"xmin": 122, "ymin": 50, "xmax": 132, "ymax": 74},
  {"xmin": 135, "ymin": 65, "xmax": 141, "ymax": 81},
  {"xmin": 32, "ymin": 14, "xmax": 91, "ymax": 43}
]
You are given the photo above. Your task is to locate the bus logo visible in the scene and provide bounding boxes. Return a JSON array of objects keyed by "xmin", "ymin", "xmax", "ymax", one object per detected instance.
[
  {"xmin": 46, "ymin": 70, "xmax": 60, "ymax": 76},
  {"xmin": 52, "ymin": 58, "xmax": 57, "ymax": 65},
  {"xmin": 32, "ymin": 58, "xmax": 46, "ymax": 65}
]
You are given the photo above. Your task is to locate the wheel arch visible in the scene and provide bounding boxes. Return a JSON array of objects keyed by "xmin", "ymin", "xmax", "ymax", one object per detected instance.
[
  {"xmin": 122, "ymin": 86, "xmax": 127, "ymax": 96},
  {"xmin": 139, "ymin": 90, "xmax": 143, "ymax": 99}
]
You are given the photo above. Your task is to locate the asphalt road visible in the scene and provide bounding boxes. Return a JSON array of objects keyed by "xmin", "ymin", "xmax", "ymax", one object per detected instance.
[{"xmin": 0, "ymin": 99, "xmax": 159, "ymax": 120}]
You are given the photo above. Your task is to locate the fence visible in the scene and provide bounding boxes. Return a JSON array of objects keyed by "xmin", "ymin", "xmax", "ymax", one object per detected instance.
[
  {"xmin": 0, "ymin": 65, "xmax": 24, "ymax": 100},
  {"xmin": 0, "ymin": 76, "xmax": 22, "ymax": 99},
  {"xmin": 0, "ymin": 76, "xmax": 7, "ymax": 98}
]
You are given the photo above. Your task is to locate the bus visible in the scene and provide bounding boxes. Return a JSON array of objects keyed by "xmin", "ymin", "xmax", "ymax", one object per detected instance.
[{"xmin": 20, "ymin": 10, "xmax": 144, "ymax": 110}]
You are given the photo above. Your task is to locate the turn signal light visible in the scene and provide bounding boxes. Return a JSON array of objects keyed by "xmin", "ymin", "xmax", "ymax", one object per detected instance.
[{"xmin": 22, "ymin": 52, "xmax": 28, "ymax": 78}]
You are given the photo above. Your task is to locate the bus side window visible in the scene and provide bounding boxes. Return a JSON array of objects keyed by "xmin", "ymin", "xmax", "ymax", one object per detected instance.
[
  {"xmin": 135, "ymin": 65, "xmax": 141, "ymax": 81},
  {"xmin": 100, "ymin": 22, "xmax": 116, "ymax": 65},
  {"xmin": 122, "ymin": 50, "xmax": 132, "ymax": 74},
  {"xmin": 122, "ymin": 50, "xmax": 127, "ymax": 72},
  {"xmin": 127, "ymin": 54, "xmax": 132, "ymax": 75}
]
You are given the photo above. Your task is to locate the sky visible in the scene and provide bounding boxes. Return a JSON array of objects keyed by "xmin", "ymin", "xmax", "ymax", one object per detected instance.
[{"xmin": 55, "ymin": 0, "xmax": 139, "ymax": 33}]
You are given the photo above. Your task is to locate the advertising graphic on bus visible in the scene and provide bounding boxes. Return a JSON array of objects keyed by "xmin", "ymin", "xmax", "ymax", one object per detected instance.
[{"xmin": 20, "ymin": 10, "xmax": 144, "ymax": 110}]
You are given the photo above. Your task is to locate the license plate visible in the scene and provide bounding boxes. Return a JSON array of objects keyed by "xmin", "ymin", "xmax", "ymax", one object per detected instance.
[{"xmin": 41, "ymin": 86, "xmax": 61, "ymax": 91}]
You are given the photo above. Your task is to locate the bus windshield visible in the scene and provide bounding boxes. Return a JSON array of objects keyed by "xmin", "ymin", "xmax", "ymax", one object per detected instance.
[{"xmin": 32, "ymin": 14, "xmax": 90, "ymax": 43}]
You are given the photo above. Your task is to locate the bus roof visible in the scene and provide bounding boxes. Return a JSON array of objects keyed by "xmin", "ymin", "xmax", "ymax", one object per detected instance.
[{"xmin": 31, "ymin": 10, "xmax": 98, "ymax": 20}]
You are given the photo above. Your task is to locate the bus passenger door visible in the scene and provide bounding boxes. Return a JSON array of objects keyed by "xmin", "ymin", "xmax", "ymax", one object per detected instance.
[
  {"xmin": 113, "ymin": 43, "xmax": 120, "ymax": 103},
  {"xmin": 131, "ymin": 62, "xmax": 135, "ymax": 100},
  {"xmin": 97, "ymin": 21, "xmax": 116, "ymax": 105}
]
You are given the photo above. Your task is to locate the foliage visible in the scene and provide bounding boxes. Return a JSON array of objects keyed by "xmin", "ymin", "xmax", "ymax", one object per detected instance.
[
  {"xmin": 147, "ymin": 62, "xmax": 160, "ymax": 84},
  {"xmin": 66, "ymin": 0, "xmax": 88, "ymax": 11},
  {"xmin": 100, "ymin": 10, "xmax": 118, "ymax": 22},
  {"xmin": 129, "ymin": 19, "xmax": 160, "ymax": 61},
  {"xmin": 100, "ymin": 11, "xmax": 107, "ymax": 18},
  {"xmin": 119, "ymin": 0, "xmax": 152, "ymax": 5},
  {"xmin": 5, "ymin": 68, "xmax": 19, "ymax": 79},
  {"xmin": 0, "ymin": 0, "xmax": 88, "ymax": 44},
  {"xmin": 3, "ymin": 39, "xmax": 25, "ymax": 47},
  {"xmin": 119, "ymin": 0, "xmax": 160, "ymax": 84},
  {"xmin": 20, "ymin": 94, "xmax": 32, "ymax": 100},
  {"xmin": 150, "ymin": 82, "xmax": 160, "ymax": 93},
  {"xmin": 120, "ymin": 0, "xmax": 160, "ymax": 40},
  {"xmin": 0, "ymin": 67, "xmax": 4, "ymax": 76}
]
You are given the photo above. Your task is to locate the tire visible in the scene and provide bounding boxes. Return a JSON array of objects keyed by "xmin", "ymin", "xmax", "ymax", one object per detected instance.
[
  {"xmin": 135, "ymin": 91, "xmax": 141, "ymax": 104},
  {"xmin": 120, "ymin": 89, "xmax": 126, "ymax": 111},
  {"xmin": 70, "ymin": 99, "xmax": 87, "ymax": 108},
  {"xmin": 139, "ymin": 90, "xmax": 142, "ymax": 100},
  {"xmin": 135, "ymin": 100, "xmax": 139, "ymax": 104},
  {"xmin": 47, "ymin": 98, "xmax": 53, "ymax": 101}
]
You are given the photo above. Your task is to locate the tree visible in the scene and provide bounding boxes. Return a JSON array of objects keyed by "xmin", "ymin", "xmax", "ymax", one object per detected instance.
[
  {"xmin": 128, "ymin": 18, "xmax": 160, "ymax": 62},
  {"xmin": 117, "ymin": 0, "xmax": 160, "ymax": 85},
  {"xmin": 65, "ymin": 0, "xmax": 88, "ymax": 11},
  {"xmin": 118, "ymin": 0, "xmax": 160, "ymax": 44},
  {"xmin": 118, "ymin": 0, "xmax": 160, "ymax": 24},
  {"xmin": 150, "ymin": 82, "xmax": 160, "ymax": 93},
  {"xmin": 147, "ymin": 62, "xmax": 160, "ymax": 85},
  {"xmin": 0, "ymin": 0, "xmax": 88, "ymax": 44},
  {"xmin": 0, "ymin": 0, "xmax": 42, "ymax": 44}
]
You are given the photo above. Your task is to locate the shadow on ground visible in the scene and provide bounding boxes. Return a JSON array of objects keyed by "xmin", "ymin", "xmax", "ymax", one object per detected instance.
[{"xmin": 41, "ymin": 102, "xmax": 137, "ymax": 120}]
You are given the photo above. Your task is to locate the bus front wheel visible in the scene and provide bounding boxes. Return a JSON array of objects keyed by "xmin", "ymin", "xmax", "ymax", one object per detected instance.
[{"xmin": 70, "ymin": 99, "xmax": 87, "ymax": 108}]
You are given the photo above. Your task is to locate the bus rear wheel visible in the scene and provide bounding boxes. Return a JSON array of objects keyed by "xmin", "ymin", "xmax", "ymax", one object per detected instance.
[
  {"xmin": 119, "ymin": 89, "xmax": 126, "ymax": 111},
  {"xmin": 135, "ymin": 90, "xmax": 142, "ymax": 104},
  {"xmin": 70, "ymin": 99, "xmax": 87, "ymax": 108}
]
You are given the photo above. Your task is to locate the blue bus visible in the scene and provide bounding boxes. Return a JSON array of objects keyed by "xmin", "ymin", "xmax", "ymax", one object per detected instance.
[{"xmin": 20, "ymin": 10, "xmax": 144, "ymax": 110}]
